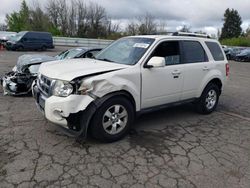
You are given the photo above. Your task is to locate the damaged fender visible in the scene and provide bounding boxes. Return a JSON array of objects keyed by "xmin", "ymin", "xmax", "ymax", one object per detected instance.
[{"xmin": 82, "ymin": 73, "xmax": 140, "ymax": 111}]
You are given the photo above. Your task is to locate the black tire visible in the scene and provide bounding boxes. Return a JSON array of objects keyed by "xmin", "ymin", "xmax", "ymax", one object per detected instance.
[
  {"xmin": 90, "ymin": 96, "xmax": 135, "ymax": 142},
  {"xmin": 195, "ymin": 83, "xmax": 220, "ymax": 114},
  {"xmin": 17, "ymin": 46, "xmax": 24, "ymax": 51},
  {"xmin": 41, "ymin": 45, "xmax": 47, "ymax": 51}
]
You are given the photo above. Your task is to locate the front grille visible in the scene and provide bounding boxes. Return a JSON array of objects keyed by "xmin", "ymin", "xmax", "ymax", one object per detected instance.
[{"xmin": 38, "ymin": 74, "xmax": 53, "ymax": 96}]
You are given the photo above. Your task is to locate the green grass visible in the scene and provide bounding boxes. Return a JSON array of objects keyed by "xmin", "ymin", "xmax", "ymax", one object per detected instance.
[{"xmin": 220, "ymin": 37, "xmax": 250, "ymax": 47}]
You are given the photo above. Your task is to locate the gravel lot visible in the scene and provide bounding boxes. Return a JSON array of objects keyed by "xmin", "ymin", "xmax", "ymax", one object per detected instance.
[{"xmin": 0, "ymin": 47, "xmax": 250, "ymax": 188}]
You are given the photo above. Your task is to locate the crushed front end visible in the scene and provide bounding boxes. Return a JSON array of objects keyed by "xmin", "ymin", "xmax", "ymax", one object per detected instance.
[
  {"xmin": 32, "ymin": 74, "xmax": 95, "ymax": 137},
  {"xmin": 1, "ymin": 71, "xmax": 36, "ymax": 95}
]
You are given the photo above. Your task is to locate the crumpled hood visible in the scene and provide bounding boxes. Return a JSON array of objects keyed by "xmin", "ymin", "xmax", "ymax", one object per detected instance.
[
  {"xmin": 16, "ymin": 54, "xmax": 56, "ymax": 72},
  {"xmin": 39, "ymin": 58, "xmax": 130, "ymax": 81}
]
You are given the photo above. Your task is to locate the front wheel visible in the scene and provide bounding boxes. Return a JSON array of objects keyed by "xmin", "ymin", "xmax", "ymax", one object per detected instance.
[
  {"xmin": 90, "ymin": 96, "xmax": 135, "ymax": 142},
  {"xmin": 195, "ymin": 83, "xmax": 220, "ymax": 114},
  {"xmin": 17, "ymin": 46, "xmax": 24, "ymax": 51}
]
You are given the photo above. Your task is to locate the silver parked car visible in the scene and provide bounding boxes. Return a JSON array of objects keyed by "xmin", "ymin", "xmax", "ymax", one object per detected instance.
[{"xmin": 1, "ymin": 47, "xmax": 102, "ymax": 95}]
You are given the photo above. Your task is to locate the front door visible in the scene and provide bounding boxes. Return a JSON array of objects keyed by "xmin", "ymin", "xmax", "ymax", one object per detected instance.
[{"xmin": 141, "ymin": 41, "xmax": 184, "ymax": 109}]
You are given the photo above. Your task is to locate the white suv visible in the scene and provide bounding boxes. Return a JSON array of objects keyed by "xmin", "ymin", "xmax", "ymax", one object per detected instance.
[{"xmin": 32, "ymin": 34, "xmax": 229, "ymax": 142}]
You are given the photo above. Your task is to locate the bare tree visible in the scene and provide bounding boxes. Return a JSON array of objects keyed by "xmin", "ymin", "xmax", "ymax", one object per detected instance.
[
  {"xmin": 87, "ymin": 2, "xmax": 107, "ymax": 38},
  {"xmin": 179, "ymin": 25, "xmax": 191, "ymax": 32},
  {"xmin": 126, "ymin": 21, "xmax": 138, "ymax": 35},
  {"xmin": 137, "ymin": 13, "xmax": 157, "ymax": 35},
  {"xmin": 157, "ymin": 20, "xmax": 167, "ymax": 34},
  {"xmin": 68, "ymin": 0, "xmax": 77, "ymax": 36},
  {"xmin": 76, "ymin": 0, "xmax": 88, "ymax": 37},
  {"xmin": 29, "ymin": 1, "xmax": 50, "ymax": 31},
  {"xmin": 106, "ymin": 18, "xmax": 120, "ymax": 36},
  {"xmin": 57, "ymin": 0, "xmax": 68, "ymax": 35},
  {"xmin": 125, "ymin": 13, "xmax": 158, "ymax": 35},
  {"xmin": 46, "ymin": 0, "xmax": 60, "ymax": 27},
  {"xmin": 0, "ymin": 24, "xmax": 7, "ymax": 31}
]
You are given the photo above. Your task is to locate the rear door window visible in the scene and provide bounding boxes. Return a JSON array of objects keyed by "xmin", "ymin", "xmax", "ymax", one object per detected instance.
[
  {"xmin": 181, "ymin": 41, "xmax": 208, "ymax": 63},
  {"xmin": 205, "ymin": 41, "xmax": 225, "ymax": 61}
]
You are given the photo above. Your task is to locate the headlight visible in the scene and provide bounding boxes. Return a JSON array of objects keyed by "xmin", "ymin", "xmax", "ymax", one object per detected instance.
[
  {"xmin": 53, "ymin": 80, "xmax": 73, "ymax": 97},
  {"xmin": 12, "ymin": 66, "xmax": 17, "ymax": 72}
]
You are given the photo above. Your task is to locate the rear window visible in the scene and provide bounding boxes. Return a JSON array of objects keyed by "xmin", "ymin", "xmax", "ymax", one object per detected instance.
[
  {"xmin": 182, "ymin": 41, "xmax": 208, "ymax": 63},
  {"xmin": 205, "ymin": 42, "xmax": 225, "ymax": 61}
]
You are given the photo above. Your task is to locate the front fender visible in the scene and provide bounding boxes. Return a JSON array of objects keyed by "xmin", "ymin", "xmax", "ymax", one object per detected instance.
[{"xmin": 87, "ymin": 73, "xmax": 140, "ymax": 111}]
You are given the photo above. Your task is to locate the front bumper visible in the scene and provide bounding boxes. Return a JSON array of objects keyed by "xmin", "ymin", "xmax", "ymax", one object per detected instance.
[
  {"xmin": 32, "ymin": 81, "xmax": 95, "ymax": 131},
  {"xmin": 1, "ymin": 73, "xmax": 33, "ymax": 95},
  {"xmin": 5, "ymin": 43, "xmax": 16, "ymax": 50}
]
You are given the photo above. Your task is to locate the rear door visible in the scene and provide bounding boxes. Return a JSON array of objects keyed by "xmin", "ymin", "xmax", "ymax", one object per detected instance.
[
  {"xmin": 141, "ymin": 40, "xmax": 184, "ymax": 109},
  {"xmin": 180, "ymin": 40, "xmax": 212, "ymax": 100}
]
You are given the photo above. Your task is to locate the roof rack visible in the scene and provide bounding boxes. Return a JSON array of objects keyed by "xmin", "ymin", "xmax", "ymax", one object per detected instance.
[{"xmin": 172, "ymin": 32, "xmax": 210, "ymax": 38}]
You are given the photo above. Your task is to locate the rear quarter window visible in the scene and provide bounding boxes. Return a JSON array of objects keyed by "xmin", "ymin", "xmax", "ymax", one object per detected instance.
[{"xmin": 205, "ymin": 41, "xmax": 225, "ymax": 61}]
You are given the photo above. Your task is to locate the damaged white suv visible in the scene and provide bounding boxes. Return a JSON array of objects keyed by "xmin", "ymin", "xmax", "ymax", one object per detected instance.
[{"xmin": 33, "ymin": 33, "xmax": 229, "ymax": 142}]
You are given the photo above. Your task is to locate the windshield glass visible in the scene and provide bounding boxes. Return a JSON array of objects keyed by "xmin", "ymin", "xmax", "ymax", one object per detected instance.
[
  {"xmin": 95, "ymin": 37, "xmax": 155, "ymax": 65},
  {"xmin": 55, "ymin": 48, "xmax": 85, "ymax": 60},
  {"xmin": 10, "ymin": 32, "xmax": 26, "ymax": 42}
]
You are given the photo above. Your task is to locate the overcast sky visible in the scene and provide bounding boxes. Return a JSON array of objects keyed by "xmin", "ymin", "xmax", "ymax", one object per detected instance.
[{"xmin": 1, "ymin": 0, "xmax": 250, "ymax": 35}]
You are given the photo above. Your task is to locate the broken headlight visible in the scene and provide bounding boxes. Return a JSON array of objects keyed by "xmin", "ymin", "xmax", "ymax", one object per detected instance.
[
  {"xmin": 77, "ymin": 82, "xmax": 92, "ymax": 95},
  {"xmin": 53, "ymin": 80, "xmax": 73, "ymax": 97},
  {"xmin": 12, "ymin": 66, "xmax": 17, "ymax": 72}
]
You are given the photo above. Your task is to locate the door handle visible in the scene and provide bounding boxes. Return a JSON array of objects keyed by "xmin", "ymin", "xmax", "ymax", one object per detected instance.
[
  {"xmin": 171, "ymin": 70, "xmax": 181, "ymax": 75},
  {"xmin": 203, "ymin": 66, "xmax": 210, "ymax": 71}
]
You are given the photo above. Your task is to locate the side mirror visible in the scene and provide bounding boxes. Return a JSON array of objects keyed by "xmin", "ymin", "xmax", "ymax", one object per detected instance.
[
  {"xmin": 145, "ymin": 57, "xmax": 165, "ymax": 68},
  {"xmin": 86, "ymin": 52, "xmax": 94, "ymax": 58}
]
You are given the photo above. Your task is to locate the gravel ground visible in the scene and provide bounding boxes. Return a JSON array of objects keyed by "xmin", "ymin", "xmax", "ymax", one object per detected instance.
[{"xmin": 0, "ymin": 47, "xmax": 250, "ymax": 188}]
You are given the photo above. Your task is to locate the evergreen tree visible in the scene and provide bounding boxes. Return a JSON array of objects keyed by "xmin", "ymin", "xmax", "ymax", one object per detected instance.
[
  {"xmin": 6, "ymin": 0, "xmax": 30, "ymax": 31},
  {"xmin": 220, "ymin": 8, "xmax": 242, "ymax": 39},
  {"xmin": 19, "ymin": 0, "xmax": 30, "ymax": 30}
]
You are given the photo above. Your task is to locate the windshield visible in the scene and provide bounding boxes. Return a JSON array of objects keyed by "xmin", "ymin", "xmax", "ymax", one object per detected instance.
[
  {"xmin": 55, "ymin": 48, "xmax": 85, "ymax": 60},
  {"xmin": 95, "ymin": 37, "xmax": 155, "ymax": 65},
  {"xmin": 10, "ymin": 32, "xmax": 26, "ymax": 42}
]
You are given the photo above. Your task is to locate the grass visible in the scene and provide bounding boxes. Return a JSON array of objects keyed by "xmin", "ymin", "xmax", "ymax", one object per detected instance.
[{"xmin": 220, "ymin": 37, "xmax": 250, "ymax": 47}]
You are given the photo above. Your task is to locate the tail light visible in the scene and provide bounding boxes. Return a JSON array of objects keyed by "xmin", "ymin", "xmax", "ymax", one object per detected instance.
[{"xmin": 226, "ymin": 63, "xmax": 229, "ymax": 77}]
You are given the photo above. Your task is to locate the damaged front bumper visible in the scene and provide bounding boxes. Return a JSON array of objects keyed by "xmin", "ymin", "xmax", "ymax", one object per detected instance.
[
  {"xmin": 0, "ymin": 71, "xmax": 35, "ymax": 95},
  {"xmin": 32, "ymin": 81, "xmax": 96, "ymax": 137}
]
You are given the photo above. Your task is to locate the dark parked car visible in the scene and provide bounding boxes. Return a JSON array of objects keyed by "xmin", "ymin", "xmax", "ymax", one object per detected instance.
[
  {"xmin": 235, "ymin": 49, "xmax": 250, "ymax": 62},
  {"xmin": 5, "ymin": 31, "xmax": 54, "ymax": 51},
  {"xmin": 0, "ymin": 47, "xmax": 102, "ymax": 95},
  {"xmin": 224, "ymin": 47, "xmax": 242, "ymax": 60}
]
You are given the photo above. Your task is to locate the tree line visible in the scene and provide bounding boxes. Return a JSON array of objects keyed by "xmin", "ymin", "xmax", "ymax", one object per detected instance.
[
  {"xmin": 3, "ymin": 0, "xmax": 250, "ymax": 40},
  {"xmin": 5, "ymin": 0, "xmax": 167, "ymax": 39}
]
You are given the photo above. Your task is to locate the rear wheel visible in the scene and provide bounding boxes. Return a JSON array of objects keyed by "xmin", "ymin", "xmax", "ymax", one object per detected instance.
[
  {"xmin": 195, "ymin": 83, "xmax": 220, "ymax": 114},
  {"xmin": 90, "ymin": 96, "xmax": 134, "ymax": 142},
  {"xmin": 41, "ymin": 45, "xmax": 47, "ymax": 51}
]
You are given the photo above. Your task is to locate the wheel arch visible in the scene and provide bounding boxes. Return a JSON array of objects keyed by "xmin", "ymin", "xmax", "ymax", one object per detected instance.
[
  {"xmin": 198, "ymin": 77, "xmax": 223, "ymax": 98},
  {"xmin": 94, "ymin": 90, "xmax": 137, "ymax": 113}
]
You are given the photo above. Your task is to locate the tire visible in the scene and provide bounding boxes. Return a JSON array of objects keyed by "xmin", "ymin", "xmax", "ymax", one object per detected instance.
[
  {"xmin": 17, "ymin": 46, "xmax": 24, "ymax": 51},
  {"xmin": 41, "ymin": 45, "xmax": 47, "ymax": 51},
  {"xmin": 90, "ymin": 96, "xmax": 135, "ymax": 142},
  {"xmin": 195, "ymin": 83, "xmax": 220, "ymax": 114}
]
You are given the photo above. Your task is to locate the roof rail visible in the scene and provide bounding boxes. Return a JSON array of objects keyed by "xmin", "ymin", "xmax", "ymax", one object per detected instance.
[{"xmin": 172, "ymin": 32, "xmax": 210, "ymax": 38}]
